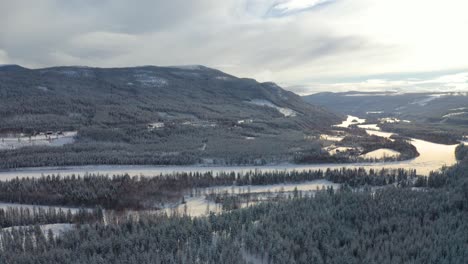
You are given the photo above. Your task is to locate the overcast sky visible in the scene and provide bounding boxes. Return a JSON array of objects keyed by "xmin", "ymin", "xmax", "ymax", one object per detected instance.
[{"xmin": 1, "ymin": 0, "xmax": 468, "ymax": 94}]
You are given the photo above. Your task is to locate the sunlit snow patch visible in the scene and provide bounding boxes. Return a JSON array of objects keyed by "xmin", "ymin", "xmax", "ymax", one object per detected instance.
[
  {"xmin": 334, "ymin": 115, "xmax": 366, "ymax": 128},
  {"xmin": 360, "ymin": 149, "xmax": 400, "ymax": 159},
  {"xmin": 248, "ymin": 99, "xmax": 297, "ymax": 117},
  {"xmin": 442, "ymin": 112, "xmax": 467, "ymax": 118}
]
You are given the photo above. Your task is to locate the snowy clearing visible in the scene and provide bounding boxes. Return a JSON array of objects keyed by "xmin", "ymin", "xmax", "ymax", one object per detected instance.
[
  {"xmin": 360, "ymin": 149, "xmax": 401, "ymax": 159},
  {"xmin": 334, "ymin": 115, "xmax": 366, "ymax": 128},
  {"xmin": 248, "ymin": 99, "xmax": 297, "ymax": 117},
  {"xmin": 0, "ymin": 131, "xmax": 77, "ymax": 150},
  {"xmin": 134, "ymin": 74, "xmax": 168, "ymax": 87},
  {"xmin": 215, "ymin": 76, "xmax": 233, "ymax": 81},
  {"xmin": 147, "ymin": 122, "xmax": 165, "ymax": 130},
  {"xmin": 358, "ymin": 124, "xmax": 381, "ymax": 130},
  {"xmin": 320, "ymin": 134, "xmax": 344, "ymax": 142}
]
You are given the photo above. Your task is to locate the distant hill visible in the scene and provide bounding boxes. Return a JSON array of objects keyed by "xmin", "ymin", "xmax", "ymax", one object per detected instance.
[
  {"xmin": 303, "ymin": 91, "xmax": 468, "ymax": 144},
  {"xmin": 0, "ymin": 65, "xmax": 340, "ymax": 168},
  {"xmin": 304, "ymin": 91, "xmax": 468, "ymax": 123}
]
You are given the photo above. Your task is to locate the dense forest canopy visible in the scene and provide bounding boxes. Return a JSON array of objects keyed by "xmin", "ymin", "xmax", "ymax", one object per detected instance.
[
  {"xmin": 0, "ymin": 168, "xmax": 418, "ymax": 210},
  {"xmin": 1, "ymin": 159, "xmax": 467, "ymax": 264}
]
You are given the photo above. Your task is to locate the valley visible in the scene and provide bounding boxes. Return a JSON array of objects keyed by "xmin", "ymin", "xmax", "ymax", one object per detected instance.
[
  {"xmin": 1, "ymin": 74, "xmax": 466, "ymax": 263},
  {"xmin": 3, "ymin": 1, "xmax": 468, "ymax": 262},
  {"xmin": 304, "ymin": 91, "xmax": 468, "ymax": 144}
]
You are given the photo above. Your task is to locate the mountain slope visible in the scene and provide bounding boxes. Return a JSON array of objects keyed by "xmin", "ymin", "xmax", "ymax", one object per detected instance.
[
  {"xmin": 1, "ymin": 65, "xmax": 338, "ymax": 132},
  {"xmin": 0, "ymin": 65, "xmax": 340, "ymax": 168}
]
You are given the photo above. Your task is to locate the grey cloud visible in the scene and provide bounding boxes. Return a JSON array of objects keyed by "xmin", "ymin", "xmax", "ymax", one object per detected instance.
[{"xmin": 2, "ymin": 0, "xmax": 462, "ymax": 94}]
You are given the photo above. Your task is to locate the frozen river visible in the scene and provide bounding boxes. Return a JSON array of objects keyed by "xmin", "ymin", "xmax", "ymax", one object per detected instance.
[{"xmin": 0, "ymin": 116, "xmax": 459, "ymax": 180}]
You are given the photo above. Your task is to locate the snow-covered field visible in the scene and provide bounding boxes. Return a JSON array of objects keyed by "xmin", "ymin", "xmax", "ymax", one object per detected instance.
[
  {"xmin": 0, "ymin": 131, "xmax": 77, "ymax": 150},
  {"xmin": 334, "ymin": 115, "xmax": 366, "ymax": 128},
  {"xmin": 361, "ymin": 149, "xmax": 401, "ymax": 159},
  {"xmin": 248, "ymin": 99, "xmax": 297, "ymax": 117},
  {"xmin": 366, "ymin": 129, "xmax": 395, "ymax": 140}
]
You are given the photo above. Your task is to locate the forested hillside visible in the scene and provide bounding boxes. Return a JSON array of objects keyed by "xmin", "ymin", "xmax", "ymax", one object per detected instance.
[{"xmin": 0, "ymin": 65, "xmax": 340, "ymax": 168}]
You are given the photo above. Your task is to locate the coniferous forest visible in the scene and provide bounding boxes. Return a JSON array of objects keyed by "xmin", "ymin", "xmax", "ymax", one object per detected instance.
[
  {"xmin": 0, "ymin": 168, "xmax": 417, "ymax": 209},
  {"xmin": 0, "ymin": 158, "xmax": 467, "ymax": 263}
]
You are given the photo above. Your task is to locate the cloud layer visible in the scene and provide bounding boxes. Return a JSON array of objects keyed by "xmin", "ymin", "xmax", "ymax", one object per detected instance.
[{"xmin": 1, "ymin": 0, "xmax": 468, "ymax": 94}]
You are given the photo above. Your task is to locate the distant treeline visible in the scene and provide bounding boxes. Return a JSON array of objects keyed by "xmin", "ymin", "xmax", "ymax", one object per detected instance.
[{"xmin": 0, "ymin": 168, "xmax": 419, "ymax": 210}]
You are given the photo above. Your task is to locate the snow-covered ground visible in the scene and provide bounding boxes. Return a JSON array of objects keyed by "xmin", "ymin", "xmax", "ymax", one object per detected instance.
[
  {"xmin": 204, "ymin": 180, "xmax": 339, "ymax": 195},
  {"xmin": 358, "ymin": 124, "xmax": 381, "ymax": 130},
  {"xmin": 320, "ymin": 134, "xmax": 345, "ymax": 142},
  {"xmin": 450, "ymin": 107, "xmax": 467, "ymax": 111},
  {"xmin": 215, "ymin": 76, "xmax": 233, "ymax": 81},
  {"xmin": 2, "ymin": 223, "xmax": 75, "ymax": 238},
  {"xmin": 248, "ymin": 99, "xmax": 297, "ymax": 117},
  {"xmin": 366, "ymin": 129, "xmax": 395, "ymax": 140},
  {"xmin": 410, "ymin": 94, "xmax": 448, "ymax": 106},
  {"xmin": 167, "ymin": 180, "xmax": 339, "ymax": 217},
  {"xmin": 237, "ymin": 119, "xmax": 253, "ymax": 124},
  {"xmin": 379, "ymin": 117, "xmax": 401, "ymax": 123},
  {"xmin": 0, "ymin": 131, "xmax": 77, "ymax": 150},
  {"xmin": 181, "ymin": 121, "xmax": 216, "ymax": 128},
  {"xmin": 360, "ymin": 149, "xmax": 400, "ymax": 159},
  {"xmin": 134, "ymin": 74, "xmax": 168, "ymax": 87},
  {"xmin": 0, "ymin": 115, "xmax": 459, "ymax": 178},
  {"xmin": 442, "ymin": 112, "xmax": 466, "ymax": 118},
  {"xmin": 147, "ymin": 122, "xmax": 165, "ymax": 130},
  {"xmin": 325, "ymin": 146, "xmax": 362, "ymax": 155},
  {"xmin": 36, "ymin": 86, "xmax": 49, "ymax": 92},
  {"xmin": 334, "ymin": 115, "xmax": 366, "ymax": 128}
]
